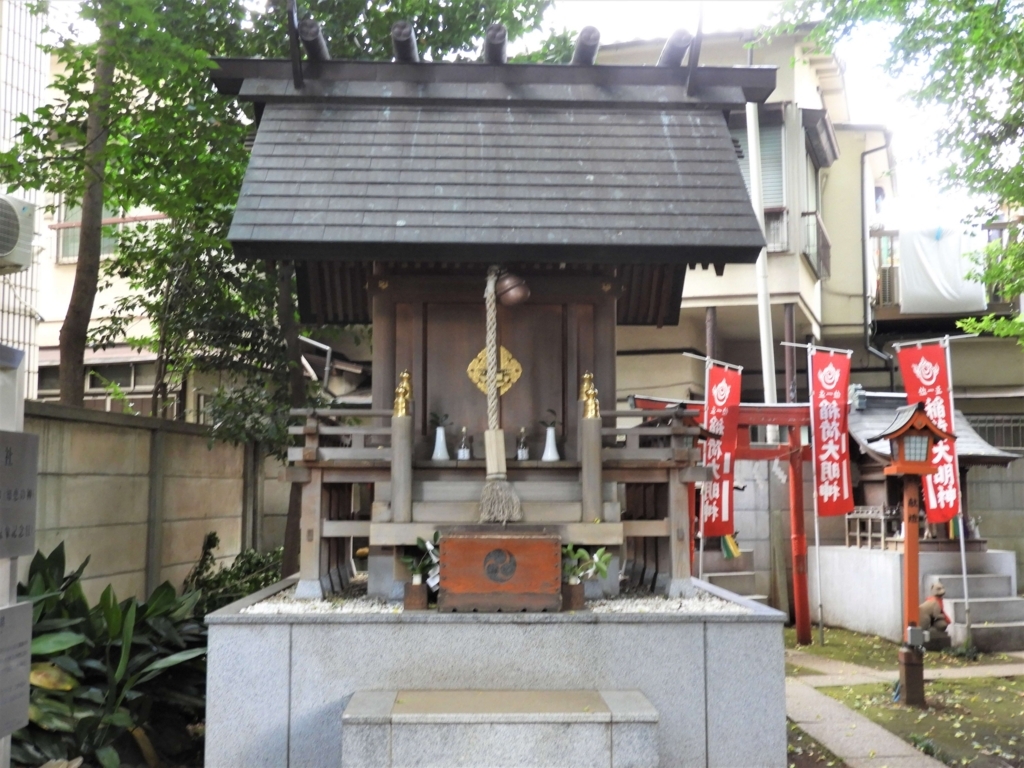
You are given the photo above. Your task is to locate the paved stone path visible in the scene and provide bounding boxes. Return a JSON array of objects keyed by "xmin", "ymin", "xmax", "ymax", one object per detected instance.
[
  {"xmin": 787, "ymin": 679, "xmax": 945, "ymax": 768},
  {"xmin": 786, "ymin": 648, "xmax": 1024, "ymax": 767}
]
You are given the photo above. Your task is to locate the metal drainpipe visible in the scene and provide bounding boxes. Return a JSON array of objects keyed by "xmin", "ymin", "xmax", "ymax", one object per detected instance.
[{"xmin": 861, "ymin": 143, "xmax": 895, "ymax": 390}]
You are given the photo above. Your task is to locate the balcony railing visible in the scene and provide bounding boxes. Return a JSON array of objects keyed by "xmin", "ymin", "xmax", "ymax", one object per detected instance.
[
  {"xmin": 965, "ymin": 414, "xmax": 1024, "ymax": 451},
  {"xmin": 801, "ymin": 210, "xmax": 831, "ymax": 279},
  {"xmin": 870, "ymin": 227, "xmax": 1020, "ymax": 310}
]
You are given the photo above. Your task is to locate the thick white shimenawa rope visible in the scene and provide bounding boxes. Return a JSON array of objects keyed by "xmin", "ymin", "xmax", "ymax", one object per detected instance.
[
  {"xmin": 485, "ymin": 267, "xmax": 500, "ymax": 431},
  {"xmin": 480, "ymin": 265, "xmax": 521, "ymax": 524}
]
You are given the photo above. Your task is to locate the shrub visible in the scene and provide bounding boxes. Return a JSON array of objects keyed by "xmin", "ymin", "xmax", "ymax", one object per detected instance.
[
  {"xmin": 182, "ymin": 531, "xmax": 282, "ymax": 616},
  {"xmin": 12, "ymin": 544, "xmax": 206, "ymax": 768}
]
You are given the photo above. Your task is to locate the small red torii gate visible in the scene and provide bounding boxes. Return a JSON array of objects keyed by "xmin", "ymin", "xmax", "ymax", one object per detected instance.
[{"xmin": 634, "ymin": 398, "xmax": 814, "ymax": 645}]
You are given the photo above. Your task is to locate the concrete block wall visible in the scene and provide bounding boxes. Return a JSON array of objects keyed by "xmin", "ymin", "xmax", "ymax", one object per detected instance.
[
  {"xmin": 967, "ymin": 461, "xmax": 1024, "ymax": 587},
  {"xmin": 261, "ymin": 455, "xmax": 290, "ymax": 550},
  {"xmin": 19, "ymin": 401, "xmax": 287, "ymax": 602}
]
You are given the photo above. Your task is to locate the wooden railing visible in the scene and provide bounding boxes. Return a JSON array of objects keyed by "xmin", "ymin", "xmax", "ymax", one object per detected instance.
[
  {"xmin": 600, "ymin": 409, "xmax": 704, "ymax": 464},
  {"xmin": 287, "ymin": 408, "xmax": 395, "ymax": 463},
  {"xmin": 845, "ymin": 505, "xmax": 902, "ymax": 550}
]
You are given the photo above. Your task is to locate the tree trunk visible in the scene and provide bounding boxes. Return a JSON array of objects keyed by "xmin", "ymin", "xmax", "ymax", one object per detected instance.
[
  {"xmin": 59, "ymin": 20, "xmax": 116, "ymax": 406},
  {"xmin": 277, "ymin": 260, "xmax": 305, "ymax": 575}
]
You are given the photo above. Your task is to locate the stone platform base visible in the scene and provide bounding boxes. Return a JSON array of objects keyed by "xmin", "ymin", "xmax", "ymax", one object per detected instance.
[{"xmin": 342, "ymin": 690, "xmax": 658, "ymax": 768}]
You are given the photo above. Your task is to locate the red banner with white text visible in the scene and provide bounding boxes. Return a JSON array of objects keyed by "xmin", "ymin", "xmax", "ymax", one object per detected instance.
[
  {"xmin": 701, "ymin": 364, "xmax": 742, "ymax": 537},
  {"xmin": 897, "ymin": 343, "xmax": 961, "ymax": 524},
  {"xmin": 809, "ymin": 350, "xmax": 854, "ymax": 517}
]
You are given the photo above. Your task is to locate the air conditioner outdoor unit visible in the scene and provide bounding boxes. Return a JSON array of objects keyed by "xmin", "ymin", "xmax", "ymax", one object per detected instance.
[
  {"xmin": 879, "ymin": 265, "xmax": 900, "ymax": 307},
  {"xmin": 0, "ymin": 195, "xmax": 35, "ymax": 275}
]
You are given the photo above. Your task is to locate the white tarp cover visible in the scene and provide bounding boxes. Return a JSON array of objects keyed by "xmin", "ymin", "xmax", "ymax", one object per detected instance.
[{"xmin": 899, "ymin": 226, "xmax": 987, "ymax": 314}]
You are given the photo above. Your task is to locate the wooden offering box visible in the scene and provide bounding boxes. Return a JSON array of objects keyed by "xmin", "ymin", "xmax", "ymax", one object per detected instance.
[{"xmin": 438, "ymin": 526, "xmax": 562, "ymax": 612}]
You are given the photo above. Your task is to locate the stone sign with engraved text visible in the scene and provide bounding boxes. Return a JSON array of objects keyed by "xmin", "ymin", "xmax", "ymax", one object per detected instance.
[
  {"xmin": 0, "ymin": 430, "xmax": 38, "ymax": 559},
  {"xmin": 0, "ymin": 602, "xmax": 31, "ymax": 738}
]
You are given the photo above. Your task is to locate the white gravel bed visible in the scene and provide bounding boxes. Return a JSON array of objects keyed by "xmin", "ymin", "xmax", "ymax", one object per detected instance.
[
  {"xmin": 242, "ymin": 586, "xmax": 400, "ymax": 615},
  {"xmin": 589, "ymin": 591, "xmax": 751, "ymax": 614},
  {"xmin": 242, "ymin": 585, "xmax": 750, "ymax": 615}
]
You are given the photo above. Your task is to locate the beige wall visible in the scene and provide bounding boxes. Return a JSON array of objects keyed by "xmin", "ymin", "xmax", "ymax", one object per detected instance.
[
  {"xmin": 19, "ymin": 401, "xmax": 288, "ymax": 602},
  {"xmin": 615, "ymin": 315, "xmax": 706, "ymax": 402},
  {"xmin": 821, "ymin": 131, "xmax": 869, "ymax": 336}
]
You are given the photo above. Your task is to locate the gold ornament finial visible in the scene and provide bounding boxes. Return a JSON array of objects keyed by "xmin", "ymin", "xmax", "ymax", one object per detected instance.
[
  {"xmin": 398, "ymin": 369, "xmax": 412, "ymax": 401},
  {"xmin": 579, "ymin": 371, "xmax": 594, "ymax": 401},
  {"xmin": 582, "ymin": 379, "xmax": 600, "ymax": 419},
  {"xmin": 393, "ymin": 386, "xmax": 410, "ymax": 417},
  {"xmin": 394, "ymin": 370, "xmax": 412, "ymax": 416}
]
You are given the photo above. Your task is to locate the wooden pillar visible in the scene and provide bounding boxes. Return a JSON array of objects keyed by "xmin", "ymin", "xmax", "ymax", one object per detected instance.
[
  {"xmin": 580, "ymin": 417, "xmax": 603, "ymax": 521},
  {"xmin": 668, "ymin": 471, "xmax": 692, "ymax": 596},
  {"xmin": 903, "ymin": 476, "xmax": 921, "ymax": 629},
  {"xmin": 295, "ymin": 467, "xmax": 324, "ymax": 599},
  {"xmin": 784, "ymin": 303, "xmax": 796, "ymax": 403},
  {"xmin": 789, "ymin": 425, "xmax": 812, "ymax": 644},
  {"xmin": 392, "ymin": 413, "xmax": 413, "ymax": 523},
  {"xmin": 705, "ymin": 306, "xmax": 717, "ymax": 359}
]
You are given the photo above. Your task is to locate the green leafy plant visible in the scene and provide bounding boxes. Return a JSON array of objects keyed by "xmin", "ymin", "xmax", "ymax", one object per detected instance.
[
  {"xmin": 401, "ymin": 532, "xmax": 440, "ymax": 588},
  {"xmin": 908, "ymin": 733, "xmax": 938, "ymax": 757},
  {"xmin": 539, "ymin": 409, "xmax": 560, "ymax": 429},
  {"xmin": 562, "ymin": 545, "xmax": 611, "ymax": 585},
  {"xmin": 12, "ymin": 543, "xmax": 207, "ymax": 768},
  {"xmin": 182, "ymin": 531, "xmax": 283, "ymax": 616},
  {"xmin": 429, "ymin": 412, "xmax": 450, "ymax": 430}
]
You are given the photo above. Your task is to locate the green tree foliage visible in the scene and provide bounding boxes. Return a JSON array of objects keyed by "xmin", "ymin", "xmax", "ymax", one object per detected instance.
[
  {"xmin": 0, "ymin": 0, "xmax": 554, "ymax": 437},
  {"xmin": 774, "ymin": 1, "xmax": 1024, "ymax": 342},
  {"xmin": 509, "ymin": 28, "xmax": 576, "ymax": 63}
]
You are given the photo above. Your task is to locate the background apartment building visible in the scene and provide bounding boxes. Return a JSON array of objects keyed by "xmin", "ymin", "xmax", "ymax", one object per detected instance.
[{"xmin": 0, "ymin": 0, "xmax": 46, "ymax": 398}]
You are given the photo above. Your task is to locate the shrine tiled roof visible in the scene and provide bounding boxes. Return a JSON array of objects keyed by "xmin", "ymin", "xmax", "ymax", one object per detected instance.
[
  {"xmin": 227, "ymin": 102, "xmax": 764, "ymax": 265},
  {"xmin": 212, "ymin": 58, "xmax": 773, "ymax": 268},
  {"xmin": 849, "ymin": 393, "xmax": 1017, "ymax": 466}
]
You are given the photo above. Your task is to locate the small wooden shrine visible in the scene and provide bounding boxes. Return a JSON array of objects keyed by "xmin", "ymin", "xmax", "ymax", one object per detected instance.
[{"xmin": 212, "ymin": 22, "xmax": 775, "ymax": 602}]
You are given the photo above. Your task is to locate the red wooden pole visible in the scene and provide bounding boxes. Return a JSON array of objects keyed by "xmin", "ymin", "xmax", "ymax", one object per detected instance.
[
  {"xmin": 789, "ymin": 425, "xmax": 812, "ymax": 645},
  {"xmin": 903, "ymin": 476, "xmax": 921, "ymax": 630}
]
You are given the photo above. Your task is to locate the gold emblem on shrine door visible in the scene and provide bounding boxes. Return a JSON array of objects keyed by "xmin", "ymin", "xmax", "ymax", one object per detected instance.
[{"xmin": 466, "ymin": 346, "xmax": 522, "ymax": 396}]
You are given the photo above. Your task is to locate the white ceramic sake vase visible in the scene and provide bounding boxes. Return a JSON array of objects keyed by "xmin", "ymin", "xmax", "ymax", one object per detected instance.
[
  {"xmin": 432, "ymin": 426, "xmax": 450, "ymax": 461},
  {"xmin": 541, "ymin": 425, "xmax": 560, "ymax": 461}
]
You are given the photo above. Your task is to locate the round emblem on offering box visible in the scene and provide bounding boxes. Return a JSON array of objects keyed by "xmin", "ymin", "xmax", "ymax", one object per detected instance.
[{"xmin": 483, "ymin": 549, "xmax": 517, "ymax": 583}]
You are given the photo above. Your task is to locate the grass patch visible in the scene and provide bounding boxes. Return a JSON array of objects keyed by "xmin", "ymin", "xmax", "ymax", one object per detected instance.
[
  {"xmin": 821, "ymin": 677, "xmax": 1024, "ymax": 766},
  {"xmin": 785, "ymin": 626, "xmax": 1017, "ymax": 670},
  {"xmin": 787, "ymin": 720, "xmax": 847, "ymax": 767},
  {"xmin": 786, "ymin": 663, "xmax": 819, "ymax": 677}
]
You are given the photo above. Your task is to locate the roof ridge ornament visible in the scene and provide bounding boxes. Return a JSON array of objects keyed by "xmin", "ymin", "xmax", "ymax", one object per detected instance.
[{"xmin": 391, "ymin": 20, "xmax": 419, "ymax": 63}]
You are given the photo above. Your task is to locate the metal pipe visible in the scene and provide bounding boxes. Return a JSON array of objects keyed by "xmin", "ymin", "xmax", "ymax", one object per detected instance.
[
  {"xmin": 657, "ymin": 29, "xmax": 692, "ymax": 67},
  {"xmin": 747, "ymin": 100, "xmax": 777, "ymax": 413},
  {"xmin": 860, "ymin": 143, "xmax": 894, "ymax": 388},
  {"xmin": 483, "ymin": 23, "xmax": 507, "ymax": 64},
  {"xmin": 571, "ymin": 26, "xmax": 600, "ymax": 65},
  {"xmin": 391, "ymin": 20, "xmax": 419, "ymax": 63},
  {"xmin": 299, "ymin": 17, "xmax": 331, "ymax": 61}
]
